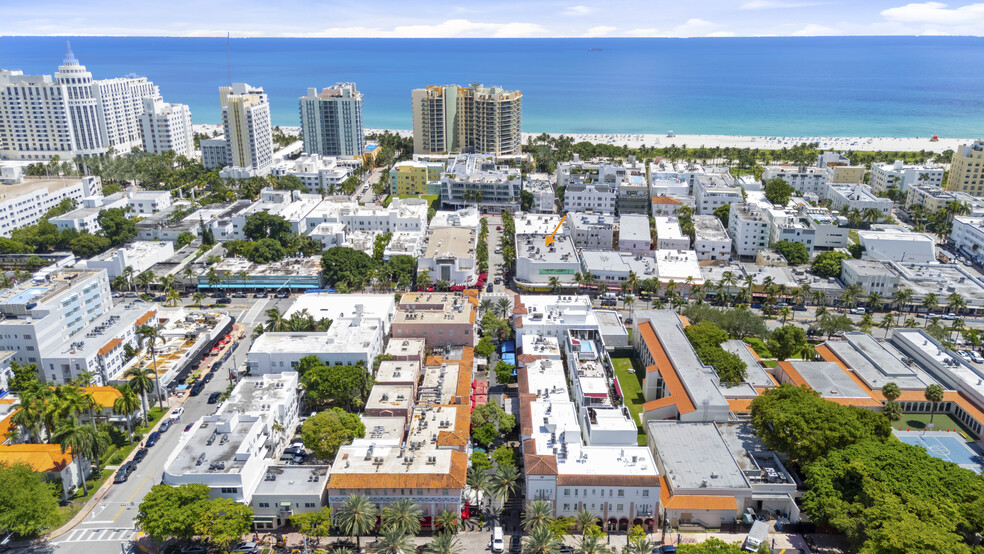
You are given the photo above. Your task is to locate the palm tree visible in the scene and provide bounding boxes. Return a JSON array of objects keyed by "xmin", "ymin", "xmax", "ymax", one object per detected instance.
[
  {"xmin": 166, "ymin": 288, "xmax": 180, "ymax": 307},
  {"xmin": 192, "ymin": 291, "xmax": 205, "ymax": 307},
  {"xmin": 947, "ymin": 292, "xmax": 968, "ymax": 317},
  {"xmin": 53, "ymin": 421, "xmax": 106, "ymax": 497},
  {"xmin": 624, "ymin": 295, "xmax": 636, "ymax": 313},
  {"xmin": 468, "ymin": 469, "xmax": 491, "ymax": 508},
  {"xmin": 924, "ymin": 384, "xmax": 945, "ymax": 425},
  {"xmin": 480, "ymin": 299, "xmax": 494, "ymax": 315},
  {"xmin": 434, "ymin": 510, "xmax": 461, "ymax": 535},
  {"xmin": 923, "ymin": 292, "xmax": 939, "ymax": 321},
  {"xmin": 371, "ymin": 527, "xmax": 414, "ymax": 554},
  {"xmin": 522, "ymin": 525, "xmax": 561, "ymax": 554},
  {"xmin": 883, "ymin": 400, "xmax": 903, "ymax": 423},
  {"xmin": 60, "ymin": 387, "xmax": 97, "ymax": 431},
  {"xmin": 840, "ymin": 284, "xmax": 862, "ymax": 310},
  {"xmin": 10, "ymin": 393, "xmax": 45, "ymax": 443},
  {"xmin": 496, "ymin": 298, "xmax": 512, "ymax": 319},
  {"xmin": 266, "ymin": 307, "xmax": 288, "ymax": 332},
  {"xmin": 207, "ymin": 266, "xmax": 221, "ymax": 288},
  {"xmin": 137, "ymin": 270, "xmax": 157, "ymax": 293},
  {"xmin": 381, "ymin": 498, "xmax": 423, "ymax": 537},
  {"xmin": 744, "ymin": 274, "xmax": 756, "ymax": 302},
  {"xmin": 113, "ymin": 385, "xmax": 141, "ymax": 443},
  {"xmin": 489, "ymin": 463, "xmax": 520, "ymax": 508},
  {"xmin": 866, "ymin": 292, "xmax": 882, "ymax": 312},
  {"xmin": 335, "ymin": 494, "xmax": 377, "ymax": 550},
  {"xmin": 862, "ymin": 207, "xmax": 883, "ymax": 227},
  {"xmin": 426, "ymin": 532, "xmax": 462, "ymax": 554},
  {"xmin": 904, "ymin": 317, "xmax": 919, "ymax": 328},
  {"xmin": 882, "ymin": 382, "xmax": 901, "ymax": 403},
  {"xmin": 122, "ymin": 266, "xmax": 136, "ymax": 292},
  {"xmin": 124, "ymin": 366, "xmax": 154, "ymax": 424},
  {"xmin": 522, "ymin": 500, "xmax": 554, "ymax": 532},
  {"xmin": 575, "ymin": 534, "xmax": 609, "ymax": 554},
  {"xmin": 623, "ymin": 536, "xmax": 653, "ymax": 554},
  {"xmin": 811, "ymin": 289, "xmax": 826, "ymax": 307},
  {"xmin": 778, "ymin": 306, "xmax": 792, "ymax": 325},
  {"xmin": 417, "ymin": 269, "xmax": 431, "ymax": 288},
  {"xmin": 894, "ymin": 288, "xmax": 914, "ymax": 325},
  {"xmin": 137, "ymin": 324, "xmax": 165, "ymax": 408},
  {"xmin": 548, "ymin": 276, "xmax": 561, "ymax": 294},
  {"xmin": 880, "ymin": 314, "xmax": 895, "ymax": 338},
  {"xmin": 859, "ymin": 313, "xmax": 874, "ymax": 334},
  {"xmin": 574, "ymin": 509, "xmax": 597, "ymax": 536}
]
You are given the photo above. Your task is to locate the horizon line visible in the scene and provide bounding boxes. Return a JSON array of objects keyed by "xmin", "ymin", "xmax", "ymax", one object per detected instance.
[{"xmin": 2, "ymin": 34, "xmax": 984, "ymax": 39}]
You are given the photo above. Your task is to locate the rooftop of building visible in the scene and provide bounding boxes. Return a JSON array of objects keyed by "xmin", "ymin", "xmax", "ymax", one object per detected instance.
[
  {"xmin": 383, "ymin": 337, "xmax": 426, "ymax": 360},
  {"xmin": 250, "ymin": 324, "xmax": 379, "ymax": 355},
  {"xmin": 418, "ymin": 362, "xmax": 462, "ymax": 405},
  {"xmin": 216, "ymin": 372, "xmax": 298, "ymax": 421},
  {"xmin": 780, "ymin": 361, "xmax": 872, "ymax": 399},
  {"xmin": 647, "ymin": 422, "xmax": 749, "ymax": 491},
  {"xmin": 328, "ymin": 440, "xmax": 466, "ymax": 490},
  {"xmin": 566, "ymin": 212, "xmax": 616, "ymax": 228},
  {"xmin": 857, "ymin": 230, "xmax": 937, "ymax": 243},
  {"xmin": 283, "ymin": 293, "xmax": 395, "ymax": 322},
  {"xmin": 892, "ymin": 329, "xmax": 984, "ymax": 399},
  {"xmin": 715, "ymin": 422, "xmax": 795, "ymax": 486},
  {"xmin": 430, "ymin": 207, "xmax": 480, "ymax": 229},
  {"xmin": 654, "ymin": 250, "xmax": 704, "ymax": 284},
  {"xmin": 423, "ymin": 226, "xmax": 476, "ymax": 260},
  {"xmin": 889, "ymin": 262, "xmax": 984, "ymax": 305},
  {"xmin": 0, "ymin": 176, "xmax": 87, "ymax": 200},
  {"xmin": 820, "ymin": 333, "xmax": 935, "ymax": 390},
  {"xmin": 842, "ymin": 259, "xmax": 894, "ymax": 277},
  {"xmin": 444, "ymin": 154, "xmax": 520, "ymax": 183},
  {"xmin": 88, "ymin": 240, "xmax": 174, "ymax": 262},
  {"xmin": 0, "ymin": 443, "xmax": 74, "ymax": 472},
  {"xmin": 516, "ymin": 234, "xmax": 578, "ymax": 264},
  {"xmin": 0, "ymin": 268, "xmax": 103, "ymax": 308},
  {"xmin": 213, "ymin": 256, "xmax": 322, "ymax": 277},
  {"xmin": 56, "ymin": 301, "xmax": 157, "ymax": 361},
  {"xmin": 360, "ymin": 416, "xmax": 406, "ymax": 444},
  {"xmin": 518, "ymin": 295, "xmax": 597, "ymax": 326},
  {"xmin": 720, "ymin": 340, "xmax": 775, "ymax": 389},
  {"xmin": 376, "ymin": 360, "xmax": 421, "ymax": 385},
  {"xmin": 254, "ymin": 465, "xmax": 329, "ymax": 496},
  {"xmin": 365, "ymin": 384, "xmax": 414, "ymax": 412},
  {"xmin": 394, "ymin": 292, "xmax": 475, "ymax": 325},
  {"xmin": 621, "ymin": 214, "xmax": 652, "ymax": 241},
  {"xmin": 166, "ymin": 414, "xmax": 265, "ymax": 475},
  {"xmin": 765, "ymin": 165, "xmax": 829, "ymax": 175},
  {"xmin": 579, "ymin": 250, "xmax": 658, "ymax": 279},
  {"xmin": 693, "ymin": 215, "xmax": 729, "ymax": 241},
  {"xmin": 653, "ymin": 216, "xmax": 684, "ymax": 241},
  {"xmin": 515, "ymin": 213, "xmax": 563, "ymax": 235}
]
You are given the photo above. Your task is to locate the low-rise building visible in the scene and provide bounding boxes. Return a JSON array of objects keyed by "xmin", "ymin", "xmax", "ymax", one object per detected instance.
[
  {"xmin": 441, "ymin": 154, "xmax": 521, "ymax": 213},
  {"xmin": 651, "ymin": 195, "xmax": 685, "ymax": 216},
  {"xmin": 216, "ymin": 371, "xmax": 300, "ymax": 451},
  {"xmin": 0, "ymin": 176, "xmax": 100, "ymax": 238},
  {"xmin": 694, "ymin": 174, "xmax": 742, "ymax": 216},
  {"xmin": 391, "ymin": 291, "xmax": 476, "ymax": 348},
  {"xmin": 271, "ymin": 154, "xmax": 359, "ymax": 194},
  {"xmin": 0, "ymin": 443, "xmax": 91, "ymax": 499},
  {"xmin": 565, "ymin": 212, "xmax": 615, "ymax": 250},
  {"xmin": 198, "ymin": 257, "xmax": 322, "ymax": 292},
  {"xmin": 419, "ymin": 226, "xmax": 478, "ymax": 287},
  {"xmin": 826, "ymin": 184, "xmax": 893, "ymax": 219},
  {"xmin": 513, "ymin": 295, "xmax": 628, "ymax": 350},
  {"xmin": 389, "ymin": 160, "xmax": 444, "ymax": 196},
  {"xmin": 655, "ymin": 250, "xmax": 704, "ymax": 287},
  {"xmin": 693, "ymin": 215, "xmax": 731, "ymax": 261},
  {"xmin": 81, "ymin": 241, "xmax": 174, "ymax": 279},
  {"xmin": 728, "ymin": 203, "xmax": 770, "ymax": 259},
  {"xmin": 251, "ymin": 465, "xmax": 329, "ymax": 530},
  {"xmin": 514, "ymin": 234, "xmax": 581, "ymax": 291},
  {"xmin": 653, "ymin": 216, "xmax": 687, "ymax": 251},
  {"xmin": 619, "ymin": 214, "xmax": 652, "ymax": 253},
  {"xmin": 763, "ymin": 166, "xmax": 830, "ymax": 199},
  {"xmin": 840, "ymin": 259, "xmax": 899, "ymax": 296},
  {"xmin": 49, "ymin": 193, "xmax": 128, "ymax": 233},
  {"xmin": 766, "ymin": 206, "xmax": 815, "ymax": 256},
  {"xmin": 904, "ymin": 183, "xmax": 959, "ymax": 213},
  {"xmin": 953, "ymin": 216, "xmax": 984, "ymax": 263},
  {"xmin": 857, "ymin": 230, "xmax": 936, "ymax": 263},
  {"xmin": 801, "ymin": 207, "xmax": 848, "ymax": 250},
  {"xmin": 870, "ymin": 160, "xmax": 944, "ymax": 194},
  {"xmin": 579, "ymin": 251, "xmax": 658, "ymax": 287},
  {"xmin": 524, "ymin": 173, "xmax": 556, "ymax": 213},
  {"xmin": 127, "ymin": 189, "xmax": 173, "ymax": 215}
]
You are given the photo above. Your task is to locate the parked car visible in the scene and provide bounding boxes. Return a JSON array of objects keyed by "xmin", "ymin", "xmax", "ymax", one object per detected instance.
[
  {"xmin": 231, "ymin": 543, "xmax": 258, "ymax": 553},
  {"xmin": 654, "ymin": 546, "xmax": 677, "ymax": 554},
  {"xmin": 509, "ymin": 535, "xmax": 522, "ymax": 553},
  {"xmin": 179, "ymin": 544, "xmax": 207, "ymax": 554},
  {"xmin": 114, "ymin": 461, "xmax": 135, "ymax": 483},
  {"xmin": 232, "ymin": 292, "xmax": 247, "ymax": 298},
  {"xmin": 208, "ymin": 391, "xmax": 222, "ymax": 404},
  {"xmin": 850, "ymin": 307, "xmax": 866, "ymax": 315},
  {"xmin": 190, "ymin": 381, "xmax": 205, "ymax": 396},
  {"xmin": 275, "ymin": 291, "xmax": 290, "ymax": 298},
  {"xmin": 793, "ymin": 304, "xmax": 808, "ymax": 311},
  {"xmin": 943, "ymin": 313, "xmax": 958, "ymax": 320},
  {"xmin": 170, "ymin": 407, "xmax": 184, "ymax": 420},
  {"xmin": 254, "ymin": 292, "xmax": 268, "ymax": 299},
  {"xmin": 972, "ymin": 351, "xmax": 984, "ymax": 364},
  {"xmin": 496, "ymin": 226, "xmax": 502, "ymax": 231},
  {"xmin": 486, "ymin": 283, "xmax": 494, "ymax": 292},
  {"xmin": 146, "ymin": 431, "xmax": 161, "ymax": 447},
  {"xmin": 750, "ymin": 302, "xmax": 763, "ymax": 309},
  {"xmin": 133, "ymin": 448, "xmax": 148, "ymax": 463},
  {"xmin": 202, "ymin": 372, "xmax": 214, "ymax": 384},
  {"xmin": 216, "ymin": 297, "xmax": 232, "ymax": 304},
  {"xmin": 159, "ymin": 418, "xmax": 173, "ymax": 433},
  {"xmin": 489, "ymin": 527, "xmax": 504, "ymax": 553},
  {"xmin": 960, "ymin": 350, "xmax": 973, "ymax": 360}
]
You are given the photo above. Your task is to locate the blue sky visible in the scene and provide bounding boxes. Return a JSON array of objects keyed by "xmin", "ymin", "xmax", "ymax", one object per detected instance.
[{"xmin": 3, "ymin": 0, "xmax": 984, "ymax": 37}]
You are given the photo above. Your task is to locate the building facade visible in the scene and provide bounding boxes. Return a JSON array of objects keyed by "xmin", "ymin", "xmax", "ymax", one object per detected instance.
[
  {"xmin": 299, "ymin": 84, "xmax": 364, "ymax": 158},
  {"xmin": 948, "ymin": 141, "xmax": 984, "ymax": 196},
  {"xmin": 203, "ymin": 83, "xmax": 274, "ymax": 176},
  {"xmin": 139, "ymin": 96, "xmax": 194, "ymax": 158},
  {"xmin": 411, "ymin": 83, "xmax": 522, "ymax": 156},
  {"xmin": 440, "ymin": 154, "xmax": 520, "ymax": 213}
]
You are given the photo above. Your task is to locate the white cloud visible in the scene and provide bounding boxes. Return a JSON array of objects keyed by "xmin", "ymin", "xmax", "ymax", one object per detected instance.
[
  {"xmin": 315, "ymin": 19, "xmax": 549, "ymax": 38},
  {"xmin": 740, "ymin": 0, "xmax": 825, "ymax": 8},
  {"xmin": 881, "ymin": 2, "xmax": 984, "ymax": 25},
  {"xmin": 583, "ymin": 25, "xmax": 616, "ymax": 37},
  {"xmin": 624, "ymin": 19, "xmax": 733, "ymax": 37},
  {"xmin": 790, "ymin": 23, "xmax": 838, "ymax": 35},
  {"xmin": 563, "ymin": 5, "xmax": 593, "ymax": 16}
]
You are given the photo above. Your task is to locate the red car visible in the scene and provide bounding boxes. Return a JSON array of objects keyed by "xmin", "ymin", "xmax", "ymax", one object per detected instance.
[{"xmin": 496, "ymin": 226, "xmax": 501, "ymax": 230}]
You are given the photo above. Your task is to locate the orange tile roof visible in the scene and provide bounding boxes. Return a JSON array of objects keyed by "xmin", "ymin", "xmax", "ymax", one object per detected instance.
[
  {"xmin": 825, "ymin": 397, "xmax": 883, "ymax": 408},
  {"xmin": 425, "ymin": 356, "xmax": 444, "ymax": 367},
  {"xmin": 0, "ymin": 399, "xmax": 15, "ymax": 404},
  {"xmin": 558, "ymin": 474, "xmax": 661, "ymax": 487},
  {"xmin": 523, "ymin": 439, "xmax": 559, "ymax": 476},
  {"xmin": 517, "ymin": 354, "xmax": 543, "ymax": 365},
  {"xmin": 0, "ymin": 409, "xmax": 18, "ymax": 442},
  {"xmin": 513, "ymin": 295, "xmax": 528, "ymax": 315},
  {"xmin": 134, "ymin": 311, "xmax": 157, "ymax": 327},
  {"xmin": 678, "ymin": 315, "xmax": 690, "ymax": 327},
  {"xmin": 639, "ymin": 322, "xmax": 696, "ymax": 415},
  {"xmin": 326, "ymin": 449, "xmax": 467, "ymax": 490},
  {"xmin": 652, "ymin": 196, "xmax": 682, "ymax": 204},
  {"xmin": 82, "ymin": 386, "xmax": 123, "ymax": 409},
  {"xmin": 743, "ymin": 343, "xmax": 763, "ymax": 363},
  {"xmin": 658, "ymin": 475, "xmax": 738, "ymax": 511},
  {"xmin": 776, "ymin": 361, "xmax": 808, "ymax": 387},
  {"xmin": 0, "ymin": 444, "xmax": 74, "ymax": 472},
  {"xmin": 728, "ymin": 398, "xmax": 754, "ymax": 412},
  {"xmin": 436, "ymin": 406, "xmax": 471, "ymax": 448},
  {"xmin": 97, "ymin": 338, "xmax": 123, "ymax": 357}
]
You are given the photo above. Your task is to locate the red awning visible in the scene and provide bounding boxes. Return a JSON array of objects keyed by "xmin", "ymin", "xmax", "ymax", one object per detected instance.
[
  {"xmin": 614, "ymin": 377, "xmax": 623, "ymax": 397},
  {"xmin": 583, "ymin": 392, "xmax": 608, "ymax": 398}
]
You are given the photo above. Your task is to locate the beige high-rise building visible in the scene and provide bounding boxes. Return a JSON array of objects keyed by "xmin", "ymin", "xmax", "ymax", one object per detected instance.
[
  {"xmin": 411, "ymin": 83, "xmax": 521, "ymax": 156},
  {"xmin": 948, "ymin": 141, "xmax": 984, "ymax": 196}
]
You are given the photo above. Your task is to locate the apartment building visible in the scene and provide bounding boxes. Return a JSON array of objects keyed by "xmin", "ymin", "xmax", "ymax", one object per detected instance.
[
  {"xmin": 202, "ymin": 83, "xmax": 274, "ymax": 177},
  {"xmin": 299, "ymin": 84, "xmax": 364, "ymax": 157},
  {"xmin": 870, "ymin": 160, "xmax": 944, "ymax": 194},
  {"xmin": 763, "ymin": 166, "xmax": 830, "ymax": 199},
  {"xmin": 524, "ymin": 173, "xmax": 556, "ymax": 213},
  {"xmin": 389, "ymin": 160, "xmax": 444, "ymax": 196},
  {"xmin": 512, "ymin": 295, "xmax": 629, "ymax": 351},
  {"xmin": 565, "ymin": 212, "xmax": 615, "ymax": 250},
  {"xmin": 693, "ymin": 215, "xmax": 731, "ymax": 261},
  {"xmin": 857, "ymin": 230, "xmax": 937, "ymax": 263},
  {"xmin": 515, "ymin": 234, "xmax": 581, "ymax": 290},
  {"xmin": 558, "ymin": 157, "xmax": 625, "ymax": 214},
  {"xmin": 579, "ymin": 250, "xmax": 658, "ymax": 288},
  {"xmin": 948, "ymin": 141, "xmax": 984, "ymax": 196},
  {"xmin": 81, "ymin": 241, "xmax": 174, "ymax": 279},
  {"xmin": 840, "ymin": 259, "xmax": 899, "ymax": 296},
  {"xmin": 653, "ymin": 216, "xmax": 688, "ymax": 251},
  {"xmin": 440, "ymin": 154, "xmax": 521, "ymax": 213},
  {"xmin": 800, "ymin": 207, "xmax": 848, "ymax": 250},
  {"xmin": 128, "ymin": 189, "xmax": 173, "ymax": 215},
  {"xmin": 950, "ymin": 216, "xmax": 984, "ymax": 261},
  {"xmin": 826, "ymin": 184, "xmax": 893, "ymax": 219},
  {"xmin": 618, "ymin": 214, "xmax": 652, "ymax": 254},
  {"xmin": 766, "ymin": 207, "xmax": 815, "ymax": 256},
  {"xmin": 727, "ymin": 203, "xmax": 770, "ymax": 259},
  {"xmin": 270, "ymin": 154, "xmax": 359, "ymax": 194},
  {"xmin": 694, "ymin": 175, "xmax": 743, "ymax": 215},
  {"xmin": 391, "ymin": 292, "xmax": 476, "ymax": 348},
  {"xmin": 0, "ymin": 45, "xmax": 160, "ymax": 160},
  {"xmin": 817, "ymin": 151, "xmax": 865, "ymax": 183},
  {"xmin": 139, "ymin": 96, "xmax": 194, "ymax": 157},
  {"xmin": 411, "ymin": 83, "xmax": 522, "ymax": 156}
]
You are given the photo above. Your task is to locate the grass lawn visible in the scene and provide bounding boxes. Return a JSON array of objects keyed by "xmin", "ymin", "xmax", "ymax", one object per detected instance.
[
  {"xmin": 612, "ymin": 357, "xmax": 648, "ymax": 445},
  {"xmin": 849, "ymin": 229, "xmax": 860, "ymax": 244},
  {"xmin": 53, "ymin": 468, "xmax": 114, "ymax": 528},
  {"xmin": 893, "ymin": 412, "xmax": 975, "ymax": 441},
  {"xmin": 744, "ymin": 337, "xmax": 772, "ymax": 358}
]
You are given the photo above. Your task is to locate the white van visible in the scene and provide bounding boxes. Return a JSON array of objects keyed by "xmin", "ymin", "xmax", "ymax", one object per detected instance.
[{"xmin": 490, "ymin": 526, "xmax": 504, "ymax": 553}]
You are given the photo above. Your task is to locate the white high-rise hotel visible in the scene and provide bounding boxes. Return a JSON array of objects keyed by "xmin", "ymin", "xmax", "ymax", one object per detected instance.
[
  {"xmin": 0, "ymin": 44, "xmax": 165, "ymax": 160},
  {"xmin": 140, "ymin": 96, "xmax": 195, "ymax": 158},
  {"xmin": 299, "ymin": 84, "xmax": 364, "ymax": 158}
]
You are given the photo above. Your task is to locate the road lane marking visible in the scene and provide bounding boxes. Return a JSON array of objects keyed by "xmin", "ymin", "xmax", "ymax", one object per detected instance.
[{"xmin": 111, "ymin": 470, "xmax": 154, "ymax": 522}]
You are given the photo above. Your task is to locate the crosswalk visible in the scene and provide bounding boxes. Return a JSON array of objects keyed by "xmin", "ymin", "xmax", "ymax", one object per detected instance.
[{"xmin": 54, "ymin": 527, "xmax": 136, "ymax": 543}]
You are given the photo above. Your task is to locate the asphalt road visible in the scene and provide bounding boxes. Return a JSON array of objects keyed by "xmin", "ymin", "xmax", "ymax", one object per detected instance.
[{"xmin": 21, "ymin": 295, "xmax": 295, "ymax": 554}]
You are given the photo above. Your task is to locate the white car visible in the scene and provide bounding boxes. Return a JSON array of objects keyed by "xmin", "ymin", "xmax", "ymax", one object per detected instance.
[
  {"xmin": 972, "ymin": 351, "xmax": 984, "ymax": 364},
  {"xmin": 850, "ymin": 307, "xmax": 866, "ymax": 315}
]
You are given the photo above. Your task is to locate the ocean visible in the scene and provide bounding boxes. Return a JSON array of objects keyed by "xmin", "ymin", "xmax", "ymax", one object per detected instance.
[{"xmin": 1, "ymin": 36, "xmax": 982, "ymax": 137}]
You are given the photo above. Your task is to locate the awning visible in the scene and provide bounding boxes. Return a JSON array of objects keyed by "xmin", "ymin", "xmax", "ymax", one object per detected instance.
[
  {"xmin": 613, "ymin": 377, "xmax": 623, "ymax": 397},
  {"xmin": 280, "ymin": 501, "xmax": 292, "ymax": 507}
]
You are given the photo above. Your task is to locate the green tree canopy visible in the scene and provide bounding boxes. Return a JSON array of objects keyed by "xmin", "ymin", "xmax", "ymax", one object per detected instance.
[
  {"xmin": 750, "ymin": 384, "xmax": 892, "ymax": 464},
  {"xmin": 243, "ymin": 212, "xmax": 292, "ymax": 242},
  {"xmin": 301, "ymin": 407, "xmax": 366, "ymax": 461},
  {"xmin": 321, "ymin": 247, "xmax": 378, "ymax": 288},
  {"xmin": 70, "ymin": 233, "xmax": 113, "ymax": 258},
  {"xmin": 520, "ymin": 190, "xmax": 535, "ymax": 212},
  {"xmin": 713, "ymin": 204, "xmax": 730, "ymax": 229},
  {"xmin": 811, "ymin": 251, "xmax": 850, "ymax": 278},
  {"xmin": 767, "ymin": 325, "xmax": 808, "ymax": 361},
  {"xmin": 683, "ymin": 321, "xmax": 747, "ymax": 385},
  {"xmin": 301, "ymin": 360, "xmax": 374, "ymax": 410},
  {"xmin": 771, "ymin": 240, "xmax": 810, "ymax": 265},
  {"xmin": 0, "ymin": 461, "xmax": 60, "ymax": 537},
  {"xmin": 764, "ymin": 177, "xmax": 795, "ymax": 206},
  {"xmin": 97, "ymin": 208, "xmax": 136, "ymax": 246},
  {"xmin": 192, "ymin": 497, "xmax": 253, "ymax": 550},
  {"xmin": 239, "ymin": 238, "xmax": 287, "ymax": 264},
  {"xmin": 135, "ymin": 483, "xmax": 211, "ymax": 542}
]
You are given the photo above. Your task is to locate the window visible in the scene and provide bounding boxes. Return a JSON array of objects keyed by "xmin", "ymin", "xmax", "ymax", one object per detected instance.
[
  {"xmin": 304, "ymin": 503, "xmax": 316, "ymax": 508},
  {"xmin": 618, "ymin": 489, "xmax": 624, "ymax": 497},
  {"xmin": 220, "ymin": 487, "xmax": 238, "ymax": 494},
  {"xmin": 258, "ymin": 502, "xmax": 270, "ymax": 508},
  {"xmin": 642, "ymin": 490, "xmax": 649, "ymax": 497},
  {"xmin": 564, "ymin": 489, "xmax": 570, "ymax": 496}
]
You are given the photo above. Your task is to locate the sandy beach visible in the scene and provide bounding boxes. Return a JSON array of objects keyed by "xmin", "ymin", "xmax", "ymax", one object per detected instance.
[{"xmin": 365, "ymin": 128, "xmax": 973, "ymax": 154}]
